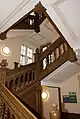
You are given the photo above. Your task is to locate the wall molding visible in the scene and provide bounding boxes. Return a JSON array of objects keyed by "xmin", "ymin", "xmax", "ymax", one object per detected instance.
[
  {"xmin": 0, "ymin": 0, "xmax": 36, "ymax": 32},
  {"xmin": 52, "ymin": 0, "xmax": 78, "ymax": 41}
]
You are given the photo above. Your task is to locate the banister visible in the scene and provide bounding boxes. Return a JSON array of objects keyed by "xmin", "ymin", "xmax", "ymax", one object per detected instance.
[
  {"xmin": 0, "ymin": 84, "xmax": 38, "ymax": 119},
  {"xmin": 40, "ymin": 37, "xmax": 67, "ymax": 61},
  {"xmin": 0, "ymin": 36, "xmax": 77, "ymax": 119},
  {"xmin": 1, "ymin": 36, "xmax": 76, "ymax": 94},
  {"xmin": 6, "ymin": 62, "xmax": 36, "ymax": 77}
]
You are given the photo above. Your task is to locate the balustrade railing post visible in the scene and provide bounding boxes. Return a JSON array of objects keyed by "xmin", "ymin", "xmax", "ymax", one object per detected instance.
[
  {"xmin": 36, "ymin": 82, "xmax": 42, "ymax": 115},
  {"xmin": 35, "ymin": 48, "xmax": 41, "ymax": 81},
  {"xmin": 35, "ymin": 48, "xmax": 42, "ymax": 115},
  {"xmin": 0, "ymin": 59, "xmax": 9, "ymax": 85},
  {"xmin": 14, "ymin": 62, "xmax": 19, "ymax": 69},
  {"xmin": 68, "ymin": 47, "xmax": 77, "ymax": 62}
]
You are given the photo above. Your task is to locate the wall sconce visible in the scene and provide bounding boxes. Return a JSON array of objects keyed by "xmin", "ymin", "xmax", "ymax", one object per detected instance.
[
  {"xmin": 41, "ymin": 90, "xmax": 49, "ymax": 101},
  {"xmin": 1, "ymin": 46, "xmax": 11, "ymax": 56}
]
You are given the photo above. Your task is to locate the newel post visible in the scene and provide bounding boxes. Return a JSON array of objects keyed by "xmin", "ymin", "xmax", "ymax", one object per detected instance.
[
  {"xmin": 35, "ymin": 48, "xmax": 42, "ymax": 115},
  {"xmin": 14, "ymin": 62, "xmax": 19, "ymax": 69},
  {"xmin": 0, "ymin": 59, "xmax": 9, "ymax": 85},
  {"xmin": 35, "ymin": 48, "xmax": 41, "ymax": 81},
  {"xmin": 68, "ymin": 47, "xmax": 77, "ymax": 62}
]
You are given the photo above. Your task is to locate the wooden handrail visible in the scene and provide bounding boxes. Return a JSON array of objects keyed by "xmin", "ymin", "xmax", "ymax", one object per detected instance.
[
  {"xmin": 0, "ymin": 84, "xmax": 38, "ymax": 119},
  {"xmin": 6, "ymin": 62, "xmax": 36, "ymax": 77}
]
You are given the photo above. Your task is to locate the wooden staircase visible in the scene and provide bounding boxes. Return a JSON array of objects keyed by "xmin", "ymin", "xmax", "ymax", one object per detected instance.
[
  {"xmin": 0, "ymin": 2, "xmax": 77, "ymax": 119},
  {"xmin": 0, "ymin": 36, "xmax": 77, "ymax": 118}
]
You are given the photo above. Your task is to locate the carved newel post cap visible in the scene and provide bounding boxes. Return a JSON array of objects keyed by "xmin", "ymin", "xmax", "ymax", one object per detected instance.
[
  {"xmin": 36, "ymin": 48, "xmax": 39, "ymax": 53},
  {"xmin": 34, "ymin": 2, "xmax": 46, "ymax": 14},
  {"xmin": 0, "ymin": 59, "xmax": 8, "ymax": 68}
]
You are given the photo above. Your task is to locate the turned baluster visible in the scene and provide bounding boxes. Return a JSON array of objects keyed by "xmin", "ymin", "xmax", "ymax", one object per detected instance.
[
  {"xmin": 27, "ymin": 72, "xmax": 31, "ymax": 85},
  {"xmin": 23, "ymin": 74, "xmax": 26, "ymax": 88},
  {"xmin": 20, "ymin": 75, "xmax": 24, "ymax": 90},
  {"xmin": 54, "ymin": 49, "xmax": 57, "ymax": 60},
  {"xmin": 25, "ymin": 73, "xmax": 28, "ymax": 86},
  {"xmin": 60, "ymin": 43, "xmax": 64, "ymax": 55},
  {"xmin": 12, "ymin": 79, "xmax": 17, "ymax": 92},
  {"xmin": 58, "ymin": 45, "xmax": 62, "ymax": 58},
  {"xmin": 55, "ymin": 47, "xmax": 60, "ymax": 59},
  {"xmin": 29, "ymin": 71, "xmax": 32, "ymax": 83},
  {"xmin": 48, "ymin": 53, "xmax": 52, "ymax": 64},
  {"xmin": 16, "ymin": 77, "xmax": 21, "ymax": 91},
  {"xmin": 0, "ymin": 101, "xmax": 5, "ymax": 118},
  {"xmin": 4, "ymin": 106, "xmax": 9, "ymax": 119},
  {"xmin": 20, "ymin": 75, "xmax": 25, "ymax": 89},
  {"xmin": 46, "ymin": 55, "xmax": 49, "ymax": 67},
  {"xmin": 32, "ymin": 70, "xmax": 36, "ymax": 81},
  {"xmin": 2, "ymin": 103, "xmax": 5, "ymax": 119},
  {"xmin": 63, "ymin": 42, "xmax": 68, "ymax": 52},
  {"xmin": 52, "ymin": 51, "xmax": 55, "ymax": 62},
  {"xmin": 9, "ymin": 79, "xmax": 14, "ymax": 91}
]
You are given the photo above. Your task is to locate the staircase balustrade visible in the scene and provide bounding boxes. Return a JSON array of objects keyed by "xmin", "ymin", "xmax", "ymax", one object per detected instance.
[
  {"xmin": 5, "ymin": 63, "xmax": 37, "ymax": 94},
  {"xmin": 0, "ymin": 37, "xmax": 77, "ymax": 93},
  {"xmin": 40, "ymin": 37, "xmax": 77, "ymax": 79},
  {"xmin": 0, "ymin": 37, "xmax": 77, "ymax": 118},
  {"xmin": 0, "ymin": 84, "xmax": 38, "ymax": 119}
]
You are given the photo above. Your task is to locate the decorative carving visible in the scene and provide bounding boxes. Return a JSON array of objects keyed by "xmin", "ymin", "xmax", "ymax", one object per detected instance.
[
  {"xmin": 0, "ymin": 59, "xmax": 8, "ymax": 68},
  {"xmin": 34, "ymin": 2, "xmax": 46, "ymax": 14},
  {"xmin": 0, "ymin": 85, "xmax": 38, "ymax": 119}
]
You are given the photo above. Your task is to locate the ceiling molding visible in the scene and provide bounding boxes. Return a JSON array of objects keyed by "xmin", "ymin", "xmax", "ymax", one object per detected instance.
[
  {"xmin": 0, "ymin": 0, "xmax": 32, "ymax": 29},
  {"xmin": 55, "ymin": 0, "xmax": 68, "ymax": 6},
  {"xmin": 52, "ymin": 0, "xmax": 78, "ymax": 42}
]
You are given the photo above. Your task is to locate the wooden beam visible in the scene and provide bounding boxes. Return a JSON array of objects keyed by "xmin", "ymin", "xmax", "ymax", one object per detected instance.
[{"xmin": 0, "ymin": 2, "xmax": 46, "ymax": 40}]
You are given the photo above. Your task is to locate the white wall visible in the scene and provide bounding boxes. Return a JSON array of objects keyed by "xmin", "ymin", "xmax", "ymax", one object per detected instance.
[
  {"xmin": 42, "ymin": 71, "xmax": 80, "ymax": 114},
  {"xmin": 42, "ymin": 86, "xmax": 59, "ymax": 119},
  {"xmin": 0, "ymin": 36, "xmax": 36, "ymax": 68},
  {"xmin": 61, "ymin": 73, "xmax": 80, "ymax": 114}
]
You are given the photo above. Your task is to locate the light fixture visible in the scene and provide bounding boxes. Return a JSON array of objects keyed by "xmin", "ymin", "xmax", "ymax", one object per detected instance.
[
  {"xmin": 41, "ymin": 90, "xmax": 49, "ymax": 101},
  {"xmin": 1, "ymin": 46, "xmax": 11, "ymax": 56}
]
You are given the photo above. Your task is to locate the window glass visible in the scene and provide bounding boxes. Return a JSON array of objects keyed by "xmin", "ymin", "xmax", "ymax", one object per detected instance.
[
  {"xmin": 20, "ymin": 45, "xmax": 26, "ymax": 65},
  {"xmin": 27, "ymin": 47, "xmax": 33, "ymax": 64},
  {"xmin": 20, "ymin": 45, "xmax": 33, "ymax": 65}
]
